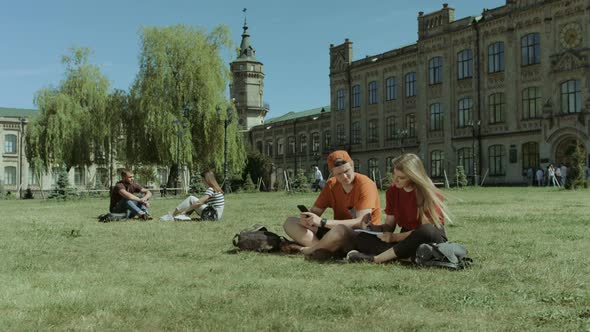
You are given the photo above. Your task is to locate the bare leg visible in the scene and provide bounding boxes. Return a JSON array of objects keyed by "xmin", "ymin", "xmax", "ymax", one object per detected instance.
[
  {"xmin": 283, "ymin": 217, "xmax": 319, "ymax": 247},
  {"xmin": 173, "ymin": 196, "xmax": 198, "ymax": 216},
  {"xmin": 301, "ymin": 224, "xmax": 355, "ymax": 255}
]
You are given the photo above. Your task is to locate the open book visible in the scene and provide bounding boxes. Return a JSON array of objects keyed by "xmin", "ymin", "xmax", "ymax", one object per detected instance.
[{"xmin": 354, "ymin": 229, "xmax": 383, "ymax": 236}]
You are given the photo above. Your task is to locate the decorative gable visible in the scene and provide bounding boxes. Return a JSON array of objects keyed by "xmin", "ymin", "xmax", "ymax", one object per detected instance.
[{"xmin": 551, "ymin": 51, "xmax": 587, "ymax": 73}]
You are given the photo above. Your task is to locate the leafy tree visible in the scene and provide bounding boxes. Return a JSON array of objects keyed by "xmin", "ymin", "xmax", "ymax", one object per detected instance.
[
  {"xmin": 26, "ymin": 47, "xmax": 110, "ymax": 173},
  {"xmin": 242, "ymin": 172, "xmax": 257, "ymax": 192},
  {"xmin": 565, "ymin": 142, "xmax": 585, "ymax": 190},
  {"xmin": 291, "ymin": 169, "xmax": 310, "ymax": 193},
  {"xmin": 381, "ymin": 172, "xmax": 394, "ymax": 190},
  {"xmin": 243, "ymin": 149, "xmax": 273, "ymax": 191},
  {"xmin": 128, "ymin": 25, "xmax": 246, "ymax": 188},
  {"xmin": 456, "ymin": 166, "xmax": 468, "ymax": 188},
  {"xmin": 134, "ymin": 165, "xmax": 157, "ymax": 187}
]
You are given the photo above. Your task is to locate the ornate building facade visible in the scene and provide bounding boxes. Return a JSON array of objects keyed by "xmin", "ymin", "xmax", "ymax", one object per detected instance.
[{"xmin": 250, "ymin": 0, "xmax": 590, "ymax": 185}]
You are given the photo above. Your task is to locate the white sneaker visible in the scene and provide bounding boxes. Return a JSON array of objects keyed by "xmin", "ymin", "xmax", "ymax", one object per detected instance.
[{"xmin": 159, "ymin": 214, "xmax": 173, "ymax": 222}]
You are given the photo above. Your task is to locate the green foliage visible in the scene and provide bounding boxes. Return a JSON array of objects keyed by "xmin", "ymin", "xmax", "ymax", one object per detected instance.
[
  {"xmin": 243, "ymin": 149, "xmax": 272, "ymax": 191},
  {"xmin": 456, "ymin": 166, "xmax": 468, "ymax": 187},
  {"xmin": 291, "ymin": 169, "xmax": 310, "ymax": 193},
  {"xmin": 50, "ymin": 168, "xmax": 77, "ymax": 200},
  {"xmin": 242, "ymin": 172, "xmax": 257, "ymax": 192},
  {"xmin": 128, "ymin": 24, "xmax": 246, "ymax": 175},
  {"xmin": 133, "ymin": 165, "xmax": 157, "ymax": 187},
  {"xmin": 381, "ymin": 172, "xmax": 394, "ymax": 190},
  {"xmin": 189, "ymin": 166, "xmax": 207, "ymax": 194},
  {"xmin": 565, "ymin": 143, "xmax": 586, "ymax": 190},
  {"xmin": 26, "ymin": 47, "xmax": 110, "ymax": 172}
]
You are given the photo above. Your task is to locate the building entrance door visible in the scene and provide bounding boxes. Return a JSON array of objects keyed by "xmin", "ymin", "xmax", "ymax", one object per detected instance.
[{"xmin": 555, "ymin": 137, "xmax": 586, "ymax": 166}]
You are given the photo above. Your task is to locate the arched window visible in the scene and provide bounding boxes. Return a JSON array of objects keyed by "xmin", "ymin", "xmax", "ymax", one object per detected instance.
[
  {"xmin": 299, "ymin": 135, "xmax": 307, "ymax": 154},
  {"xmin": 561, "ymin": 80, "xmax": 582, "ymax": 114},
  {"xmin": 522, "ymin": 142, "xmax": 539, "ymax": 170},
  {"xmin": 277, "ymin": 138, "xmax": 285, "ymax": 155},
  {"xmin": 430, "ymin": 150, "xmax": 444, "ymax": 178},
  {"xmin": 385, "ymin": 77, "xmax": 397, "ymax": 101},
  {"xmin": 405, "ymin": 72, "xmax": 416, "ymax": 97},
  {"xmin": 336, "ymin": 89, "xmax": 346, "ymax": 111},
  {"xmin": 457, "ymin": 148, "xmax": 473, "ymax": 179},
  {"xmin": 521, "ymin": 33, "xmax": 540, "ymax": 66},
  {"xmin": 4, "ymin": 166, "xmax": 17, "ymax": 185},
  {"xmin": 323, "ymin": 131, "xmax": 331, "ymax": 150},
  {"xmin": 368, "ymin": 81, "xmax": 378, "ymax": 105},
  {"xmin": 351, "ymin": 85, "xmax": 361, "ymax": 108},
  {"xmin": 4, "ymin": 134, "xmax": 17, "ymax": 154},
  {"xmin": 488, "ymin": 93, "xmax": 505, "ymax": 124},
  {"xmin": 429, "ymin": 56, "xmax": 443, "ymax": 85},
  {"xmin": 311, "ymin": 132, "xmax": 320, "ymax": 152},
  {"xmin": 488, "ymin": 145, "xmax": 506, "ymax": 176},
  {"xmin": 488, "ymin": 42, "xmax": 504, "ymax": 73},
  {"xmin": 287, "ymin": 136, "xmax": 295, "ymax": 156},
  {"xmin": 457, "ymin": 49, "xmax": 473, "ymax": 79}
]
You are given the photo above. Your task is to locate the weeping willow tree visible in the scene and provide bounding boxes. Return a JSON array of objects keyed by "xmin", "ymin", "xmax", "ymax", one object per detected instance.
[
  {"xmin": 26, "ymin": 47, "xmax": 110, "ymax": 174},
  {"xmin": 128, "ymin": 25, "xmax": 246, "ymax": 187}
]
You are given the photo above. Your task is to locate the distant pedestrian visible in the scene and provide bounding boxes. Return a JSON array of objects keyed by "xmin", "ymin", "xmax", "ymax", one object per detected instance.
[
  {"xmin": 547, "ymin": 164, "xmax": 559, "ymax": 187},
  {"xmin": 526, "ymin": 167, "xmax": 534, "ymax": 186},
  {"xmin": 536, "ymin": 168, "xmax": 544, "ymax": 187},
  {"xmin": 313, "ymin": 166, "xmax": 324, "ymax": 192},
  {"xmin": 560, "ymin": 164, "xmax": 568, "ymax": 187},
  {"xmin": 555, "ymin": 166, "xmax": 562, "ymax": 185}
]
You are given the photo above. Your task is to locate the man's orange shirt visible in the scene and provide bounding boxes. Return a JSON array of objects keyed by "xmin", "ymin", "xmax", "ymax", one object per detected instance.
[{"xmin": 314, "ymin": 173, "xmax": 381, "ymax": 224}]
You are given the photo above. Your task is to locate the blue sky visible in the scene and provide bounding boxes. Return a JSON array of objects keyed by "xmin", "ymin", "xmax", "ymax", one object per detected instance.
[{"xmin": 0, "ymin": 0, "xmax": 505, "ymax": 119}]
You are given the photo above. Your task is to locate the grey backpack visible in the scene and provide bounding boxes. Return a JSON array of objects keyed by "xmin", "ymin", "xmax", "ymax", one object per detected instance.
[
  {"xmin": 98, "ymin": 212, "xmax": 128, "ymax": 223},
  {"xmin": 232, "ymin": 224, "xmax": 283, "ymax": 252},
  {"xmin": 414, "ymin": 242, "xmax": 472, "ymax": 270}
]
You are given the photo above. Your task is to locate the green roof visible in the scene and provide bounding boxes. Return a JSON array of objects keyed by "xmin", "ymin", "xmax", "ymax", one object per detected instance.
[
  {"xmin": 0, "ymin": 107, "xmax": 38, "ymax": 118},
  {"xmin": 264, "ymin": 105, "xmax": 330, "ymax": 124}
]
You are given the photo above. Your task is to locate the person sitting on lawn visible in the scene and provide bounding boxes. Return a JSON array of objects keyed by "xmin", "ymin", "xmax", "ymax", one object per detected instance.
[
  {"xmin": 110, "ymin": 169, "xmax": 153, "ymax": 220},
  {"xmin": 283, "ymin": 150, "xmax": 381, "ymax": 259},
  {"xmin": 171, "ymin": 170, "xmax": 225, "ymax": 220},
  {"xmin": 346, "ymin": 153, "xmax": 451, "ymax": 263}
]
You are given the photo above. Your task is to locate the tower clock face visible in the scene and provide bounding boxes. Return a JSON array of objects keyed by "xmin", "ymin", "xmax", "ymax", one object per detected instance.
[{"xmin": 560, "ymin": 23, "xmax": 582, "ymax": 49}]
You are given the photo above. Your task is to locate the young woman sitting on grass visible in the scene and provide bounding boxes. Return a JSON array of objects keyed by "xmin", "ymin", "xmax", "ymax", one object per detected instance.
[
  {"xmin": 347, "ymin": 153, "xmax": 451, "ymax": 263},
  {"xmin": 171, "ymin": 170, "xmax": 225, "ymax": 220}
]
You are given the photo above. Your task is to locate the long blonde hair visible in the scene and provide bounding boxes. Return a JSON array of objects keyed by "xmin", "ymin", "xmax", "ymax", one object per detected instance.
[
  {"xmin": 392, "ymin": 153, "xmax": 451, "ymax": 228},
  {"xmin": 201, "ymin": 170, "xmax": 223, "ymax": 193}
]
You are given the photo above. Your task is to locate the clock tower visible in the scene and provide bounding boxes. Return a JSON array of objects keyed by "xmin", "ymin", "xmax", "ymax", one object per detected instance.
[{"xmin": 230, "ymin": 19, "xmax": 268, "ymax": 131}]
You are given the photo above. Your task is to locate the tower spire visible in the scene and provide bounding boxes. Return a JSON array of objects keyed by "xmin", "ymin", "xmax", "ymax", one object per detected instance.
[{"xmin": 238, "ymin": 8, "xmax": 256, "ymax": 60}]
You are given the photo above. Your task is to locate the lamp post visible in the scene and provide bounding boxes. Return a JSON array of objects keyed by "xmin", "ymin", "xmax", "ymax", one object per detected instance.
[
  {"xmin": 218, "ymin": 105, "xmax": 233, "ymax": 193},
  {"xmin": 173, "ymin": 119, "xmax": 186, "ymax": 194},
  {"xmin": 467, "ymin": 120, "xmax": 481, "ymax": 186},
  {"xmin": 19, "ymin": 117, "xmax": 27, "ymax": 198}
]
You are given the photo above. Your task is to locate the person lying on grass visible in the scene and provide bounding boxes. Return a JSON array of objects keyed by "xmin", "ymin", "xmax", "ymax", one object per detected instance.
[
  {"xmin": 346, "ymin": 153, "xmax": 451, "ymax": 263},
  {"xmin": 171, "ymin": 170, "xmax": 225, "ymax": 220},
  {"xmin": 283, "ymin": 150, "xmax": 381, "ymax": 260}
]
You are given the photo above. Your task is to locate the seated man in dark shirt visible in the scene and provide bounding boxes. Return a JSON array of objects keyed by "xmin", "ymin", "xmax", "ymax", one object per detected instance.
[{"xmin": 110, "ymin": 169, "xmax": 153, "ymax": 220}]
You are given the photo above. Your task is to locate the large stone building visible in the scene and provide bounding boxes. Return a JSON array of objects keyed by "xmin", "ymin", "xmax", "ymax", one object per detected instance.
[{"xmin": 249, "ymin": 0, "xmax": 590, "ymax": 185}]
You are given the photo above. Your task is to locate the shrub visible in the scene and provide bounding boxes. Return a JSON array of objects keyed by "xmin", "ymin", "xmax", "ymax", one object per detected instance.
[
  {"xmin": 565, "ymin": 142, "xmax": 586, "ymax": 190},
  {"xmin": 291, "ymin": 169, "xmax": 310, "ymax": 193},
  {"xmin": 242, "ymin": 172, "xmax": 257, "ymax": 192},
  {"xmin": 456, "ymin": 166, "xmax": 468, "ymax": 188},
  {"xmin": 381, "ymin": 172, "xmax": 394, "ymax": 190}
]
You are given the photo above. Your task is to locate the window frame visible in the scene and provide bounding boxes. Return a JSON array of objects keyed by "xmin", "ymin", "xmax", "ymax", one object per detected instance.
[
  {"xmin": 457, "ymin": 49, "xmax": 473, "ymax": 80},
  {"xmin": 368, "ymin": 81, "xmax": 378, "ymax": 105},
  {"xmin": 428, "ymin": 56, "xmax": 443, "ymax": 85},
  {"xmin": 522, "ymin": 87, "xmax": 542, "ymax": 119},
  {"xmin": 488, "ymin": 145, "xmax": 506, "ymax": 176},
  {"xmin": 521, "ymin": 33, "xmax": 541, "ymax": 66},
  {"xmin": 488, "ymin": 93, "xmax": 505, "ymax": 124},
  {"xmin": 487, "ymin": 41, "xmax": 505, "ymax": 73},
  {"xmin": 430, "ymin": 103, "xmax": 443, "ymax": 131},
  {"xmin": 457, "ymin": 97, "xmax": 473, "ymax": 128},
  {"xmin": 405, "ymin": 72, "xmax": 416, "ymax": 97},
  {"xmin": 385, "ymin": 76, "xmax": 397, "ymax": 101},
  {"xmin": 561, "ymin": 80, "xmax": 582, "ymax": 114}
]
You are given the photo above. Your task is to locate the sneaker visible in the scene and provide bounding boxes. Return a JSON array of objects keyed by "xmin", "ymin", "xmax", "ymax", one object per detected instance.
[
  {"xmin": 346, "ymin": 250, "xmax": 374, "ymax": 263},
  {"xmin": 159, "ymin": 213, "xmax": 173, "ymax": 222}
]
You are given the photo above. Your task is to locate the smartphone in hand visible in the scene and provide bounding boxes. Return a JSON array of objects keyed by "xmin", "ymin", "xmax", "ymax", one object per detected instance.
[{"xmin": 297, "ymin": 205, "xmax": 309, "ymax": 213}]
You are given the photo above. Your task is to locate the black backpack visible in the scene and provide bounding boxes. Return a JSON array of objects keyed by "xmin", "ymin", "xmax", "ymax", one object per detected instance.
[
  {"xmin": 201, "ymin": 206, "xmax": 219, "ymax": 221},
  {"xmin": 232, "ymin": 224, "xmax": 283, "ymax": 252},
  {"xmin": 414, "ymin": 242, "xmax": 473, "ymax": 270},
  {"xmin": 98, "ymin": 212, "xmax": 128, "ymax": 223}
]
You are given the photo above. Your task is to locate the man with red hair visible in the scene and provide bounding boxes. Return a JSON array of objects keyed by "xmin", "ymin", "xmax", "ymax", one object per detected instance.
[{"xmin": 283, "ymin": 150, "xmax": 381, "ymax": 259}]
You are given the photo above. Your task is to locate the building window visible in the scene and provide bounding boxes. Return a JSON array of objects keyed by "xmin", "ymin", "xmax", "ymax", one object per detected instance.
[
  {"xmin": 288, "ymin": 136, "xmax": 295, "ymax": 155},
  {"xmin": 522, "ymin": 87, "xmax": 541, "ymax": 119},
  {"xmin": 385, "ymin": 116, "xmax": 397, "ymax": 140},
  {"xmin": 457, "ymin": 49, "xmax": 473, "ymax": 80},
  {"xmin": 351, "ymin": 84, "xmax": 361, "ymax": 108},
  {"xmin": 368, "ymin": 81, "xmax": 378, "ymax": 105},
  {"xmin": 521, "ymin": 33, "xmax": 540, "ymax": 66},
  {"xmin": 74, "ymin": 167, "xmax": 85, "ymax": 186},
  {"xmin": 522, "ymin": 142, "xmax": 539, "ymax": 171},
  {"xmin": 353, "ymin": 159, "xmax": 360, "ymax": 173},
  {"xmin": 457, "ymin": 148, "xmax": 473, "ymax": 179},
  {"xmin": 277, "ymin": 138, "xmax": 284, "ymax": 156},
  {"xmin": 299, "ymin": 135, "xmax": 307, "ymax": 154},
  {"xmin": 458, "ymin": 97, "xmax": 473, "ymax": 128},
  {"xmin": 266, "ymin": 141, "xmax": 273, "ymax": 156},
  {"xmin": 430, "ymin": 150, "xmax": 444, "ymax": 178},
  {"xmin": 256, "ymin": 141, "xmax": 263, "ymax": 153},
  {"xmin": 28, "ymin": 167, "xmax": 39, "ymax": 186},
  {"xmin": 385, "ymin": 156, "xmax": 394, "ymax": 174},
  {"xmin": 351, "ymin": 122, "xmax": 361, "ymax": 144},
  {"xmin": 4, "ymin": 134, "xmax": 17, "ymax": 154},
  {"xmin": 430, "ymin": 103, "xmax": 443, "ymax": 131},
  {"xmin": 385, "ymin": 77, "xmax": 397, "ymax": 101},
  {"xmin": 428, "ymin": 56, "xmax": 443, "ymax": 85},
  {"xmin": 368, "ymin": 158, "xmax": 379, "ymax": 181},
  {"xmin": 95, "ymin": 167, "xmax": 108, "ymax": 188},
  {"xmin": 4, "ymin": 166, "xmax": 17, "ymax": 185},
  {"xmin": 336, "ymin": 89, "xmax": 346, "ymax": 111},
  {"xmin": 488, "ymin": 93, "xmax": 505, "ymax": 124},
  {"xmin": 405, "ymin": 113, "xmax": 416, "ymax": 137},
  {"xmin": 323, "ymin": 131, "xmax": 331, "ymax": 150},
  {"xmin": 336, "ymin": 125, "xmax": 345, "ymax": 145},
  {"xmin": 311, "ymin": 132, "xmax": 320, "ymax": 152},
  {"xmin": 158, "ymin": 168, "xmax": 168, "ymax": 185},
  {"xmin": 488, "ymin": 42, "xmax": 504, "ymax": 73},
  {"xmin": 488, "ymin": 145, "xmax": 506, "ymax": 176},
  {"xmin": 405, "ymin": 72, "xmax": 416, "ymax": 97},
  {"xmin": 561, "ymin": 80, "xmax": 582, "ymax": 114},
  {"xmin": 368, "ymin": 119, "xmax": 379, "ymax": 143}
]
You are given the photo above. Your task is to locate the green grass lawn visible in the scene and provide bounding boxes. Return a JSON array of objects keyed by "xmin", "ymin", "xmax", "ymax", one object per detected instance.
[{"xmin": 1, "ymin": 188, "xmax": 589, "ymax": 331}]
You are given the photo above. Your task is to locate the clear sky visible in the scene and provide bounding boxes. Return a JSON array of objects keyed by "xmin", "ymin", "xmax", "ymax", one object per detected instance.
[{"xmin": 0, "ymin": 0, "xmax": 505, "ymax": 119}]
